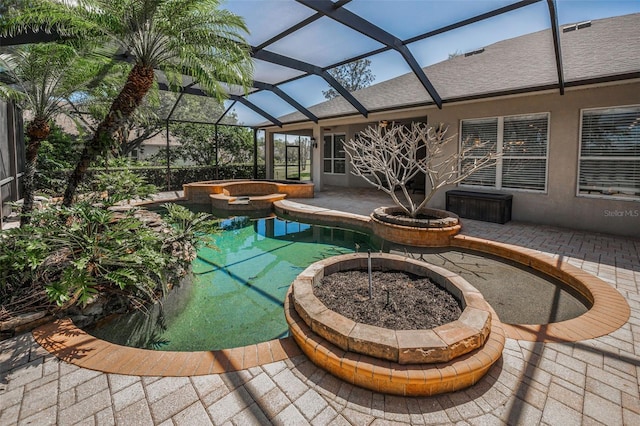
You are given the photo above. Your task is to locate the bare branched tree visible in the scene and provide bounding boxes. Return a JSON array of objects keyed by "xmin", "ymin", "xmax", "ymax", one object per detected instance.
[{"xmin": 344, "ymin": 122, "xmax": 499, "ymax": 218}]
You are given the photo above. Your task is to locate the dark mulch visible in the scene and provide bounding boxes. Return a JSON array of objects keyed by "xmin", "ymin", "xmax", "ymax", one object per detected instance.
[{"xmin": 314, "ymin": 270, "xmax": 462, "ymax": 330}]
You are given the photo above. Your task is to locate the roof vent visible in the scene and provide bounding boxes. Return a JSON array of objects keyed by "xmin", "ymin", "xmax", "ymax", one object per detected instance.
[
  {"xmin": 464, "ymin": 48, "xmax": 485, "ymax": 57},
  {"xmin": 562, "ymin": 20, "xmax": 592, "ymax": 33},
  {"xmin": 577, "ymin": 21, "xmax": 592, "ymax": 29}
]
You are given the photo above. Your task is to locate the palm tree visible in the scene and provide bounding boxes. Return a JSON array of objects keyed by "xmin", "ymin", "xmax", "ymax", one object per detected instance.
[
  {"xmin": 0, "ymin": 43, "xmax": 101, "ymax": 224},
  {"xmin": 3, "ymin": 0, "xmax": 254, "ymax": 205}
]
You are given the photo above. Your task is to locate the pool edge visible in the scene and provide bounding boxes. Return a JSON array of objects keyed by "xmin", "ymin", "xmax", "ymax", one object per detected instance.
[
  {"xmin": 31, "ymin": 200, "xmax": 631, "ymax": 375},
  {"xmin": 33, "ymin": 318, "xmax": 303, "ymax": 376}
]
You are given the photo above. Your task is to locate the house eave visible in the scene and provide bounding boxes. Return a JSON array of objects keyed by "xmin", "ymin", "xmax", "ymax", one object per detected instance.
[{"xmin": 256, "ymin": 73, "xmax": 640, "ymax": 131}]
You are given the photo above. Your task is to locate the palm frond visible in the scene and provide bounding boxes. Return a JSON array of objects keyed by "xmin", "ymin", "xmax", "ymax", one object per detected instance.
[
  {"xmin": 3, "ymin": 0, "xmax": 254, "ymax": 102},
  {"xmin": 0, "ymin": 42, "xmax": 109, "ymax": 124}
]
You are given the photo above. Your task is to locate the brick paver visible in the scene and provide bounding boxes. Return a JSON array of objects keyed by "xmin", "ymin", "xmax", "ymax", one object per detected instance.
[{"xmin": 1, "ymin": 188, "xmax": 638, "ymax": 424}]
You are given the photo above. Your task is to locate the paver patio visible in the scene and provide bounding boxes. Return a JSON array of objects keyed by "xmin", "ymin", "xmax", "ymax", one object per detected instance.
[{"xmin": 1, "ymin": 187, "xmax": 638, "ymax": 425}]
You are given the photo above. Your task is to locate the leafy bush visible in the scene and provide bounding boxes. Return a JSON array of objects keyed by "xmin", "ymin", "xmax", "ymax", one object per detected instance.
[
  {"xmin": 39, "ymin": 164, "xmax": 267, "ymax": 196},
  {"xmin": 33, "ymin": 125, "xmax": 82, "ymax": 197},
  {"xmin": 81, "ymin": 169, "xmax": 158, "ymax": 206},
  {"xmin": 0, "ymin": 201, "xmax": 218, "ymax": 321}
]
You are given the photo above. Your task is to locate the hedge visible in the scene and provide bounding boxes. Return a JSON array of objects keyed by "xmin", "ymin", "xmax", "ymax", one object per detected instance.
[{"xmin": 36, "ymin": 164, "xmax": 267, "ymax": 196}]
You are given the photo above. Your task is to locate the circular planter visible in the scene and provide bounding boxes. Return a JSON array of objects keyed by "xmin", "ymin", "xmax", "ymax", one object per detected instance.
[
  {"xmin": 285, "ymin": 253, "xmax": 505, "ymax": 396},
  {"xmin": 371, "ymin": 206, "xmax": 461, "ymax": 247}
]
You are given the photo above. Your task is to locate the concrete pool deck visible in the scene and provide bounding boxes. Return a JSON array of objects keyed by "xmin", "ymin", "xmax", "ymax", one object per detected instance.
[{"xmin": 1, "ymin": 186, "xmax": 639, "ymax": 425}]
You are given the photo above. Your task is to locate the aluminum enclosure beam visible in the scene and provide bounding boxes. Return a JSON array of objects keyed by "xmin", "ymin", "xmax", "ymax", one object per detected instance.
[
  {"xmin": 546, "ymin": 0, "xmax": 565, "ymax": 95},
  {"xmin": 157, "ymin": 83, "xmax": 282, "ymax": 127},
  {"xmin": 252, "ymin": 48, "xmax": 369, "ymax": 117},
  {"xmin": 229, "ymin": 95, "xmax": 283, "ymax": 127},
  {"xmin": 297, "ymin": 0, "xmax": 443, "ymax": 109},
  {"xmin": 253, "ymin": 81, "xmax": 318, "ymax": 123},
  {"xmin": 404, "ymin": 0, "xmax": 542, "ymax": 43},
  {"xmin": 216, "ymin": 101, "xmax": 237, "ymax": 126}
]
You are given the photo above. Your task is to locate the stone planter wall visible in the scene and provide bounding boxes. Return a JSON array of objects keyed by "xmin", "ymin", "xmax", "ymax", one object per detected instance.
[
  {"xmin": 292, "ymin": 253, "xmax": 491, "ymax": 364},
  {"xmin": 285, "ymin": 252, "xmax": 505, "ymax": 396},
  {"xmin": 370, "ymin": 207, "xmax": 461, "ymax": 247}
]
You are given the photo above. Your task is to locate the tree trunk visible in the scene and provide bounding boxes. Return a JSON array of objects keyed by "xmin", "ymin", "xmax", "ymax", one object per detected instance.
[
  {"xmin": 20, "ymin": 118, "xmax": 50, "ymax": 226},
  {"xmin": 119, "ymin": 127, "xmax": 162, "ymax": 156},
  {"xmin": 62, "ymin": 63, "xmax": 155, "ymax": 206}
]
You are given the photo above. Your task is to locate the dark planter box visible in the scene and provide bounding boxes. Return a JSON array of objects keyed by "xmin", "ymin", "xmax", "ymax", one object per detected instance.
[{"xmin": 446, "ymin": 190, "xmax": 512, "ymax": 224}]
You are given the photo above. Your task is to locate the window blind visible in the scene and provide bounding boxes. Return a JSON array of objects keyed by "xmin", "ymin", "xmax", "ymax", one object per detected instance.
[
  {"xmin": 461, "ymin": 113, "xmax": 549, "ymax": 191},
  {"xmin": 461, "ymin": 118, "xmax": 497, "ymax": 157},
  {"xmin": 579, "ymin": 106, "xmax": 640, "ymax": 198},
  {"xmin": 502, "ymin": 115, "xmax": 548, "ymax": 191}
]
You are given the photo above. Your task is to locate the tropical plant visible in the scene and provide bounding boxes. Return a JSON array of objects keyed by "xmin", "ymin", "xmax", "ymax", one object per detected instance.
[
  {"xmin": 33, "ymin": 124, "xmax": 83, "ymax": 196},
  {"xmin": 160, "ymin": 202, "xmax": 217, "ymax": 256},
  {"xmin": 69, "ymin": 61, "xmax": 167, "ymax": 158},
  {"xmin": 83, "ymin": 169, "xmax": 157, "ymax": 206},
  {"xmin": 0, "ymin": 199, "xmax": 218, "ymax": 321},
  {"xmin": 344, "ymin": 122, "xmax": 499, "ymax": 218},
  {"xmin": 0, "ymin": 0, "xmax": 30, "ymax": 16},
  {"xmin": 0, "ymin": 43, "xmax": 102, "ymax": 224},
  {"xmin": 2, "ymin": 0, "xmax": 254, "ymax": 206}
]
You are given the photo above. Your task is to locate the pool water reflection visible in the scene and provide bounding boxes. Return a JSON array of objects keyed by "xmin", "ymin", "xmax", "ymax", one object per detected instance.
[{"xmin": 89, "ymin": 216, "xmax": 379, "ymax": 351}]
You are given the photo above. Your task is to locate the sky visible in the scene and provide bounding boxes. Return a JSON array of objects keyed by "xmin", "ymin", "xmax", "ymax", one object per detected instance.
[{"xmin": 218, "ymin": 0, "xmax": 640, "ymax": 126}]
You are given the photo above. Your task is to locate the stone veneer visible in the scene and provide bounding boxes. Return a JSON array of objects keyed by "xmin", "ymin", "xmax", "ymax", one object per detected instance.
[
  {"xmin": 183, "ymin": 180, "xmax": 314, "ymax": 204},
  {"xmin": 284, "ymin": 287, "xmax": 506, "ymax": 396},
  {"xmin": 291, "ymin": 253, "xmax": 492, "ymax": 365},
  {"xmin": 370, "ymin": 207, "xmax": 462, "ymax": 247}
]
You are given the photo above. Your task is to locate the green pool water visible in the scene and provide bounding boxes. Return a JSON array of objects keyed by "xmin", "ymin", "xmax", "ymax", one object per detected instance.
[
  {"xmin": 88, "ymin": 211, "xmax": 590, "ymax": 351},
  {"xmin": 89, "ymin": 216, "xmax": 378, "ymax": 351}
]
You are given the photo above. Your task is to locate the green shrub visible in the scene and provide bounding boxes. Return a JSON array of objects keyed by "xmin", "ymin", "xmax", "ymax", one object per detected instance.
[
  {"xmin": 82, "ymin": 169, "xmax": 158, "ymax": 206},
  {"xmin": 33, "ymin": 125, "xmax": 82, "ymax": 197},
  {"xmin": 0, "ymin": 201, "xmax": 218, "ymax": 321},
  {"xmin": 38, "ymin": 164, "xmax": 267, "ymax": 196}
]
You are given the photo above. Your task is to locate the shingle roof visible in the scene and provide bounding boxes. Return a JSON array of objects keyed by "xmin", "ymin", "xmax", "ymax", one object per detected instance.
[{"xmin": 273, "ymin": 13, "xmax": 640, "ymax": 125}]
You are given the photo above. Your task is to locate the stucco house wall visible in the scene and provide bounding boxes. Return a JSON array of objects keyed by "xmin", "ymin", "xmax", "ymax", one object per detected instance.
[
  {"xmin": 423, "ymin": 81, "xmax": 640, "ymax": 236},
  {"xmin": 266, "ymin": 80, "xmax": 639, "ymax": 237},
  {"xmin": 261, "ymin": 13, "xmax": 639, "ymax": 237}
]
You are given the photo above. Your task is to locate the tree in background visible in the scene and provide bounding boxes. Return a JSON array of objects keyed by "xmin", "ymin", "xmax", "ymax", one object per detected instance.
[
  {"xmin": 0, "ymin": 0, "xmax": 31, "ymax": 16},
  {"xmin": 0, "ymin": 43, "xmax": 102, "ymax": 224},
  {"xmin": 69, "ymin": 61, "xmax": 167, "ymax": 159},
  {"xmin": 171, "ymin": 120, "xmax": 253, "ymax": 166},
  {"xmin": 136, "ymin": 90, "xmax": 255, "ymax": 167},
  {"xmin": 322, "ymin": 58, "xmax": 375, "ymax": 100},
  {"xmin": 299, "ymin": 136, "xmax": 311, "ymax": 171},
  {"xmin": 3, "ymin": 0, "xmax": 254, "ymax": 206}
]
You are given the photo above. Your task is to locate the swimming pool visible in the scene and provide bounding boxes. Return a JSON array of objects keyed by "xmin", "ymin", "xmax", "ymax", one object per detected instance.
[
  {"xmin": 89, "ymin": 210, "xmax": 590, "ymax": 351},
  {"xmin": 89, "ymin": 216, "xmax": 379, "ymax": 351}
]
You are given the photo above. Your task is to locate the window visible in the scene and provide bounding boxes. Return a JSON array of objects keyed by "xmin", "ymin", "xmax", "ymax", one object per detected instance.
[
  {"xmin": 323, "ymin": 134, "xmax": 346, "ymax": 174},
  {"xmin": 578, "ymin": 105, "xmax": 640, "ymax": 200},
  {"xmin": 460, "ymin": 113, "xmax": 549, "ymax": 192}
]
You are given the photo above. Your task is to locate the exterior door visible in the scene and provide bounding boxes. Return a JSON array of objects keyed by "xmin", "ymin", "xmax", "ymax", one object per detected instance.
[{"xmin": 285, "ymin": 143, "xmax": 301, "ymax": 180}]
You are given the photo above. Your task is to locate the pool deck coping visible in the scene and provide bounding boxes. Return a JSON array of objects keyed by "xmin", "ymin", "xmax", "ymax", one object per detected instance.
[
  {"xmin": 3, "ymin": 187, "xmax": 638, "ymax": 425},
  {"xmin": 30, "ymin": 197, "xmax": 630, "ymax": 377}
]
